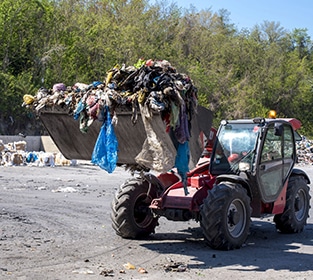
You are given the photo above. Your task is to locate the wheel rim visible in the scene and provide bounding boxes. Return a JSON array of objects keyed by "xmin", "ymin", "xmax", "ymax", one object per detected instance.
[
  {"xmin": 134, "ymin": 194, "xmax": 153, "ymax": 229},
  {"xmin": 294, "ymin": 188, "xmax": 307, "ymax": 221},
  {"xmin": 227, "ymin": 198, "xmax": 247, "ymax": 238}
]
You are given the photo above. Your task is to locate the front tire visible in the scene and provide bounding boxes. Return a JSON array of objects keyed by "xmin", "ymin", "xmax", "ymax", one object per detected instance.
[
  {"xmin": 111, "ymin": 178, "xmax": 159, "ymax": 238},
  {"xmin": 274, "ymin": 176, "xmax": 311, "ymax": 233},
  {"xmin": 200, "ymin": 182, "xmax": 251, "ymax": 250}
]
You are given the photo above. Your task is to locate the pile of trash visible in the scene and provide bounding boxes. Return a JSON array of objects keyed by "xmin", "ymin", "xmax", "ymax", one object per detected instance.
[
  {"xmin": 296, "ymin": 136, "xmax": 313, "ymax": 165},
  {"xmin": 0, "ymin": 139, "xmax": 76, "ymax": 167},
  {"xmin": 22, "ymin": 59, "xmax": 198, "ymax": 175}
]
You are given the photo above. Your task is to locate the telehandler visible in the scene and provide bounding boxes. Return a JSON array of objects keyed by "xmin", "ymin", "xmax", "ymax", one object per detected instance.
[
  {"xmin": 110, "ymin": 113, "xmax": 311, "ymax": 250},
  {"xmin": 38, "ymin": 107, "xmax": 310, "ymax": 250}
]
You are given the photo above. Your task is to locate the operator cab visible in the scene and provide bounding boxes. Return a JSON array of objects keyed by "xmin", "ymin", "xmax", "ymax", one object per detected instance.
[
  {"xmin": 210, "ymin": 117, "xmax": 300, "ymax": 203},
  {"xmin": 210, "ymin": 119, "xmax": 259, "ymax": 176}
]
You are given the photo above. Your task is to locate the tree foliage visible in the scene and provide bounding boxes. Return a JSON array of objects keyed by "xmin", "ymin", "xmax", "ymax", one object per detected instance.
[{"xmin": 0, "ymin": 0, "xmax": 313, "ymax": 136}]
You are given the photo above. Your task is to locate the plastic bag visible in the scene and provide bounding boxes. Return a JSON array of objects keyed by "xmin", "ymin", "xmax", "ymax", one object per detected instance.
[
  {"xmin": 175, "ymin": 141, "xmax": 190, "ymax": 195},
  {"xmin": 91, "ymin": 107, "xmax": 118, "ymax": 173},
  {"xmin": 52, "ymin": 83, "xmax": 66, "ymax": 92},
  {"xmin": 175, "ymin": 142, "xmax": 190, "ymax": 177},
  {"xmin": 73, "ymin": 100, "xmax": 85, "ymax": 120}
]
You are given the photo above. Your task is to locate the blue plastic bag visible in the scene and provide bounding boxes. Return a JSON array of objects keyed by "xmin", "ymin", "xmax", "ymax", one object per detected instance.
[
  {"xmin": 91, "ymin": 107, "xmax": 118, "ymax": 173},
  {"xmin": 73, "ymin": 100, "xmax": 85, "ymax": 120},
  {"xmin": 174, "ymin": 141, "xmax": 190, "ymax": 195},
  {"xmin": 26, "ymin": 152, "xmax": 38, "ymax": 163},
  {"xmin": 175, "ymin": 141, "xmax": 190, "ymax": 175}
]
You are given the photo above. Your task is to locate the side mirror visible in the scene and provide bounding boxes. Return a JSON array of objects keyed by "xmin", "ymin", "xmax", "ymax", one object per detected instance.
[{"xmin": 274, "ymin": 123, "xmax": 283, "ymax": 136}]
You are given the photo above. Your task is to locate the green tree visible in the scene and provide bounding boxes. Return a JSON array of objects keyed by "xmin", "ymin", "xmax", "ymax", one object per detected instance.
[{"xmin": 0, "ymin": 0, "xmax": 313, "ymax": 137}]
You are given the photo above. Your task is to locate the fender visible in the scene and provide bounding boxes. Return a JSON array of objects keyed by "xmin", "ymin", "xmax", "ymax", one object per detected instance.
[
  {"xmin": 291, "ymin": 168, "xmax": 311, "ymax": 184},
  {"xmin": 215, "ymin": 174, "xmax": 252, "ymax": 199}
]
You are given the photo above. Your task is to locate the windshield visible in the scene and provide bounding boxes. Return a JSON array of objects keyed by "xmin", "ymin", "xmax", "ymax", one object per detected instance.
[{"xmin": 210, "ymin": 122, "xmax": 259, "ymax": 175}]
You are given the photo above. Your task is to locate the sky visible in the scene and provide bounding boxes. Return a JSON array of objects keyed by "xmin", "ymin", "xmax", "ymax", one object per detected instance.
[{"xmin": 153, "ymin": 0, "xmax": 313, "ymax": 38}]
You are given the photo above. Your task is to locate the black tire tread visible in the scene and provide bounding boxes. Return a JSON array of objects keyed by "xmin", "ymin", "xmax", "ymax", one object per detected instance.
[
  {"xmin": 200, "ymin": 182, "xmax": 251, "ymax": 250},
  {"xmin": 274, "ymin": 176, "xmax": 311, "ymax": 233},
  {"xmin": 111, "ymin": 178, "xmax": 158, "ymax": 238}
]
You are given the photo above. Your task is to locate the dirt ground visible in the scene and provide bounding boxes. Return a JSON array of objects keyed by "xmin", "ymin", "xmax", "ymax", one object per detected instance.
[{"xmin": 1, "ymin": 162, "xmax": 313, "ymax": 280}]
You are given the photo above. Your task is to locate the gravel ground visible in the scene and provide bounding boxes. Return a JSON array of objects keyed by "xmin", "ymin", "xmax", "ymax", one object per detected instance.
[{"xmin": 1, "ymin": 163, "xmax": 313, "ymax": 280}]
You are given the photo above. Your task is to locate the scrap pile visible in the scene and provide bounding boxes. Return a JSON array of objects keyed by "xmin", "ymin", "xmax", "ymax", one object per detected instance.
[
  {"xmin": 0, "ymin": 139, "xmax": 76, "ymax": 167},
  {"xmin": 22, "ymin": 59, "xmax": 198, "ymax": 176},
  {"xmin": 296, "ymin": 136, "xmax": 313, "ymax": 165},
  {"xmin": 0, "ymin": 140, "xmax": 26, "ymax": 166}
]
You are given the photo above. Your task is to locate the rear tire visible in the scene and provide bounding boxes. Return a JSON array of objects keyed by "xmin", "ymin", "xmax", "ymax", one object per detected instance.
[
  {"xmin": 111, "ymin": 178, "xmax": 159, "ymax": 238},
  {"xmin": 274, "ymin": 176, "xmax": 311, "ymax": 233},
  {"xmin": 200, "ymin": 182, "xmax": 251, "ymax": 250}
]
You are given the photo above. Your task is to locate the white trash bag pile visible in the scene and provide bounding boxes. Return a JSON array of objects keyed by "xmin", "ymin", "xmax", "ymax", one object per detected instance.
[{"xmin": 0, "ymin": 139, "xmax": 76, "ymax": 167}]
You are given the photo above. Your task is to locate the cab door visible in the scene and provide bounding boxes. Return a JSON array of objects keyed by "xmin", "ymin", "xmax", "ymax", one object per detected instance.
[{"xmin": 256, "ymin": 122, "xmax": 295, "ymax": 203}]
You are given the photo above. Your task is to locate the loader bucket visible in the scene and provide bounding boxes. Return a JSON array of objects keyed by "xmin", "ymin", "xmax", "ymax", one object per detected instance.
[{"xmin": 38, "ymin": 106, "xmax": 213, "ymax": 168}]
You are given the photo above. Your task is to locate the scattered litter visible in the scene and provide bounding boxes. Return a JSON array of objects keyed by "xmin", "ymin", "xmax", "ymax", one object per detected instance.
[
  {"xmin": 123, "ymin": 262, "xmax": 136, "ymax": 270},
  {"xmin": 0, "ymin": 267, "xmax": 8, "ymax": 272},
  {"xmin": 137, "ymin": 267, "xmax": 148, "ymax": 274},
  {"xmin": 72, "ymin": 268, "xmax": 95, "ymax": 275},
  {"xmin": 163, "ymin": 262, "xmax": 188, "ymax": 272},
  {"xmin": 99, "ymin": 269, "xmax": 114, "ymax": 277},
  {"xmin": 51, "ymin": 187, "xmax": 78, "ymax": 193}
]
